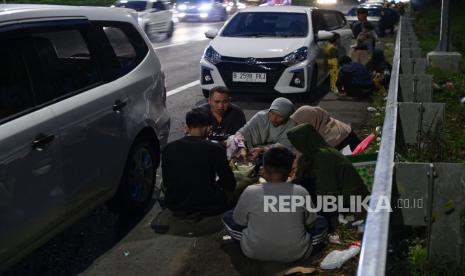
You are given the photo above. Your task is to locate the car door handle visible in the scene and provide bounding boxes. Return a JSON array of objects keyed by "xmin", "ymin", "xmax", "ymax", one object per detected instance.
[
  {"xmin": 112, "ymin": 100, "xmax": 127, "ymax": 113},
  {"xmin": 32, "ymin": 133, "xmax": 55, "ymax": 151}
]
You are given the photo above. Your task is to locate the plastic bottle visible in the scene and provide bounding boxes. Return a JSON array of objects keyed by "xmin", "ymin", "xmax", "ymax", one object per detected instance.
[{"xmin": 320, "ymin": 242, "xmax": 361, "ymax": 270}]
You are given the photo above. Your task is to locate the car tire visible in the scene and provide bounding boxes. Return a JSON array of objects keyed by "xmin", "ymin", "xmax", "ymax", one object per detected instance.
[
  {"xmin": 167, "ymin": 21, "xmax": 174, "ymax": 38},
  {"xmin": 108, "ymin": 136, "xmax": 158, "ymax": 216}
]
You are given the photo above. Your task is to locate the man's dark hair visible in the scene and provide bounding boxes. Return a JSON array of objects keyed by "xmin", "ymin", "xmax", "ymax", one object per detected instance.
[
  {"xmin": 209, "ymin": 86, "xmax": 230, "ymax": 98},
  {"xmin": 186, "ymin": 108, "xmax": 211, "ymax": 128},
  {"xmin": 339, "ymin": 55, "xmax": 352, "ymax": 66},
  {"xmin": 329, "ymin": 32, "xmax": 340, "ymax": 44},
  {"xmin": 357, "ymin": 7, "xmax": 368, "ymax": 15},
  {"xmin": 362, "ymin": 21, "xmax": 374, "ymax": 31},
  {"xmin": 263, "ymin": 147, "xmax": 294, "ymax": 179}
]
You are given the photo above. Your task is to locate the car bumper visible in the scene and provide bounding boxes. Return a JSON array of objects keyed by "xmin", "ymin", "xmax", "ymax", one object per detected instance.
[
  {"xmin": 176, "ymin": 11, "xmax": 210, "ymax": 20},
  {"xmin": 200, "ymin": 57, "xmax": 312, "ymax": 95}
]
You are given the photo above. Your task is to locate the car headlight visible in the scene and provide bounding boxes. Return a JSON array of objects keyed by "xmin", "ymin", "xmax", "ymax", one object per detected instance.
[
  {"xmin": 177, "ymin": 4, "xmax": 187, "ymax": 11},
  {"xmin": 198, "ymin": 3, "xmax": 212, "ymax": 11},
  {"xmin": 203, "ymin": 46, "xmax": 222, "ymax": 65},
  {"xmin": 282, "ymin": 47, "xmax": 308, "ymax": 67}
]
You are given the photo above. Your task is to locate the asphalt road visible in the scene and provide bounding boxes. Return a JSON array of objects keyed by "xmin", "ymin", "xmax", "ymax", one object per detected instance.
[{"xmin": 4, "ymin": 3, "xmax": 365, "ymax": 276}]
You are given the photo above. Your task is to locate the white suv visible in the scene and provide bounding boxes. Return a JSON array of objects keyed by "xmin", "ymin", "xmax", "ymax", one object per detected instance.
[
  {"xmin": 200, "ymin": 6, "xmax": 352, "ymax": 97},
  {"xmin": 0, "ymin": 4, "xmax": 170, "ymax": 272}
]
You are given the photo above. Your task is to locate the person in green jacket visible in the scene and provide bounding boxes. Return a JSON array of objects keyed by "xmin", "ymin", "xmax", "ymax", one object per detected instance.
[{"xmin": 287, "ymin": 123, "xmax": 369, "ymax": 227}]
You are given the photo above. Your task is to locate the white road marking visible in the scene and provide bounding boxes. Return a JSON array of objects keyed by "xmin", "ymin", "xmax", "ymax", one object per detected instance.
[
  {"xmin": 153, "ymin": 41, "xmax": 188, "ymax": 50},
  {"xmin": 167, "ymin": 80, "xmax": 200, "ymax": 97}
]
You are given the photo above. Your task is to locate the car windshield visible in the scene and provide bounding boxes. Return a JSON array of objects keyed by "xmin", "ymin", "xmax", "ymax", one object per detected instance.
[
  {"xmin": 347, "ymin": 8, "xmax": 382, "ymax": 17},
  {"xmin": 222, "ymin": 12, "xmax": 308, "ymax": 38},
  {"xmin": 114, "ymin": 1, "xmax": 147, "ymax": 11}
]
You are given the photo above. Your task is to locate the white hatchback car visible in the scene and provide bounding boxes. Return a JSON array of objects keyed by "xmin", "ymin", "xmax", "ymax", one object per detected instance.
[
  {"xmin": 0, "ymin": 4, "xmax": 169, "ymax": 272},
  {"xmin": 200, "ymin": 6, "xmax": 352, "ymax": 98}
]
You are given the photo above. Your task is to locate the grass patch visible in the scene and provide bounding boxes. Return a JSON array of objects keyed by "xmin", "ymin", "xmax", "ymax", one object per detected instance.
[
  {"xmin": 361, "ymin": 36, "xmax": 396, "ymax": 154},
  {"xmin": 398, "ymin": 1, "xmax": 465, "ymax": 163},
  {"xmin": 388, "ymin": 3, "xmax": 465, "ymax": 275}
]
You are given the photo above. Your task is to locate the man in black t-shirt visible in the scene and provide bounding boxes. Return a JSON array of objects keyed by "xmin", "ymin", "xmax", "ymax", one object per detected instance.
[
  {"xmin": 162, "ymin": 108, "xmax": 236, "ymax": 216},
  {"xmin": 199, "ymin": 86, "xmax": 246, "ymax": 142}
]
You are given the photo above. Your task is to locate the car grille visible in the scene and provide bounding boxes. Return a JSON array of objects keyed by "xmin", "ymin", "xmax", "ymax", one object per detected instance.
[{"xmin": 216, "ymin": 56, "xmax": 286, "ymax": 93}]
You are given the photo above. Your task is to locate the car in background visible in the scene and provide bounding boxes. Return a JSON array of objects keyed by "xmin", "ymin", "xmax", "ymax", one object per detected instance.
[
  {"xmin": 316, "ymin": 0, "xmax": 337, "ymax": 5},
  {"xmin": 224, "ymin": 0, "xmax": 247, "ymax": 15},
  {"xmin": 200, "ymin": 6, "xmax": 352, "ymax": 98},
  {"xmin": 346, "ymin": 6, "xmax": 399, "ymax": 34},
  {"xmin": 0, "ymin": 4, "xmax": 170, "ymax": 272},
  {"xmin": 112, "ymin": 0, "xmax": 174, "ymax": 38},
  {"xmin": 175, "ymin": 0, "xmax": 228, "ymax": 22}
]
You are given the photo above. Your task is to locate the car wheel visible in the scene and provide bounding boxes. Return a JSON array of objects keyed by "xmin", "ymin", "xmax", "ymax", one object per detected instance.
[
  {"xmin": 167, "ymin": 21, "xmax": 174, "ymax": 38},
  {"xmin": 108, "ymin": 136, "xmax": 158, "ymax": 216}
]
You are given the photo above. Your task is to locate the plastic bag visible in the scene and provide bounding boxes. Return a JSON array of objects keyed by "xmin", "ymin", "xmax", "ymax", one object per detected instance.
[{"xmin": 320, "ymin": 242, "xmax": 361, "ymax": 270}]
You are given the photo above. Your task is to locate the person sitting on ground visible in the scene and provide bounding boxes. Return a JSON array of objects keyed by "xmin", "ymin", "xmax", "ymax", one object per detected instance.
[
  {"xmin": 351, "ymin": 7, "xmax": 369, "ymax": 38},
  {"xmin": 365, "ymin": 48, "xmax": 392, "ymax": 88},
  {"xmin": 162, "ymin": 108, "xmax": 236, "ymax": 217},
  {"xmin": 336, "ymin": 56, "xmax": 375, "ymax": 98},
  {"xmin": 356, "ymin": 22, "xmax": 377, "ymax": 54},
  {"xmin": 234, "ymin": 97, "xmax": 297, "ymax": 159},
  {"xmin": 222, "ymin": 147, "xmax": 328, "ymax": 262},
  {"xmin": 287, "ymin": 123, "xmax": 369, "ymax": 229},
  {"xmin": 199, "ymin": 86, "xmax": 246, "ymax": 143},
  {"xmin": 290, "ymin": 105, "xmax": 361, "ymax": 151}
]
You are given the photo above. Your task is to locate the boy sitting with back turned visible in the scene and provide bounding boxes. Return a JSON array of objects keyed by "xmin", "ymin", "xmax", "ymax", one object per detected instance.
[{"xmin": 222, "ymin": 147, "xmax": 328, "ymax": 262}]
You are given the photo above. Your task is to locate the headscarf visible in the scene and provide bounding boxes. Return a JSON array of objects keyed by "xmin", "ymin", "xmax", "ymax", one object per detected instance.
[
  {"xmin": 287, "ymin": 123, "xmax": 368, "ymax": 206},
  {"xmin": 290, "ymin": 106, "xmax": 352, "ymax": 147},
  {"xmin": 237, "ymin": 98, "xmax": 296, "ymax": 150},
  {"xmin": 269, "ymin": 97, "xmax": 295, "ymax": 119}
]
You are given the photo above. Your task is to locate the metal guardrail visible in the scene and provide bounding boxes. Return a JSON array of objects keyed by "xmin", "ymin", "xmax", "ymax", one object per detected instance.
[{"xmin": 356, "ymin": 20, "xmax": 403, "ymax": 275}]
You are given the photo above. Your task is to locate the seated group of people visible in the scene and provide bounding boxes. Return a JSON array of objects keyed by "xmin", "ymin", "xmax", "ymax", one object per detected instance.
[
  {"xmin": 161, "ymin": 86, "xmax": 369, "ymax": 263},
  {"xmin": 325, "ymin": 13, "xmax": 392, "ymax": 98}
]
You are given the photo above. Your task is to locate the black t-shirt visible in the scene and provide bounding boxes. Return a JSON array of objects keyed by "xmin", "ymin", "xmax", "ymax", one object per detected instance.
[
  {"xmin": 161, "ymin": 136, "xmax": 236, "ymax": 215},
  {"xmin": 199, "ymin": 103, "xmax": 246, "ymax": 142}
]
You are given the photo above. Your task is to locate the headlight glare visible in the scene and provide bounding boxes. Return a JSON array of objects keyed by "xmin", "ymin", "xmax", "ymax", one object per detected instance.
[
  {"xmin": 282, "ymin": 47, "xmax": 308, "ymax": 67},
  {"xmin": 203, "ymin": 46, "xmax": 222, "ymax": 65}
]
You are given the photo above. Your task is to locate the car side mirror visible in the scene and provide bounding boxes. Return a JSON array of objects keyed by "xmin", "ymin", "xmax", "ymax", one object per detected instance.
[
  {"xmin": 205, "ymin": 29, "xmax": 219, "ymax": 39},
  {"xmin": 316, "ymin": 30, "xmax": 335, "ymax": 41}
]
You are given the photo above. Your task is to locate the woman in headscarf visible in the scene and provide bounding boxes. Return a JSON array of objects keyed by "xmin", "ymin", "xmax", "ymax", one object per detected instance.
[
  {"xmin": 235, "ymin": 97, "xmax": 297, "ymax": 156},
  {"xmin": 290, "ymin": 105, "xmax": 361, "ymax": 151},
  {"xmin": 287, "ymin": 123, "xmax": 369, "ymax": 226}
]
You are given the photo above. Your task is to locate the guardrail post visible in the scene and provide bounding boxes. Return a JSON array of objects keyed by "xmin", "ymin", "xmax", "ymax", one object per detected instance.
[
  {"xmin": 401, "ymin": 48, "xmax": 422, "ymax": 59},
  {"xmin": 397, "ymin": 102, "xmax": 445, "ymax": 146},
  {"xmin": 392, "ymin": 163, "xmax": 465, "ymax": 264},
  {"xmin": 399, "ymin": 75, "xmax": 433, "ymax": 102},
  {"xmin": 401, "ymin": 58, "xmax": 426, "ymax": 74}
]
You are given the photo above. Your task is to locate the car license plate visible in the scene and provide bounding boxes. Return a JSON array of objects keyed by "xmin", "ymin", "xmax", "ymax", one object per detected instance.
[{"xmin": 232, "ymin": 72, "xmax": 266, "ymax": 83}]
